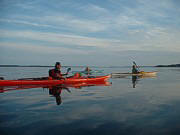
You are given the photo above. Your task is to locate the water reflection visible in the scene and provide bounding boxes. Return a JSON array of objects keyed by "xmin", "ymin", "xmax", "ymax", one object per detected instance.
[
  {"xmin": 0, "ymin": 81, "xmax": 111, "ymax": 105},
  {"xmin": 49, "ymin": 85, "xmax": 68, "ymax": 105},
  {"xmin": 112, "ymin": 74, "xmax": 157, "ymax": 88},
  {"xmin": 132, "ymin": 75, "xmax": 157, "ymax": 88},
  {"xmin": 1, "ymin": 67, "xmax": 180, "ymax": 135},
  {"xmin": 132, "ymin": 76, "xmax": 138, "ymax": 88}
]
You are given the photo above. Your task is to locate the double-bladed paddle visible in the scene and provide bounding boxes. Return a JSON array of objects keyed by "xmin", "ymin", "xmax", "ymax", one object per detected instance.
[{"xmin": 133, "ymin": 61, "xmax": 141, "ymax": 72}]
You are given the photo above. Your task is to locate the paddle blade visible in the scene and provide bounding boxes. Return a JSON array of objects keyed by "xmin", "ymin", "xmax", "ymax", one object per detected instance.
[
  {"xmin": 133, "ymin": 61, "xmax": 137, "ymax": 66},
  {"xmin": 67, "ymin": 68, "xmax": 71, "ymax": 73}
]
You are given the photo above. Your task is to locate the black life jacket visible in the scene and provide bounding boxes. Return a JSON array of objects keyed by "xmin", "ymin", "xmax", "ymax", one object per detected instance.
[{"xmin": 49, "ymin": 69, "xmax": 62, "ymax": 79}]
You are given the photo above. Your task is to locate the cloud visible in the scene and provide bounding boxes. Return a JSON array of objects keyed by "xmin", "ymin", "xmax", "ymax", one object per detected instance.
[
  {"xmin": 113, "ymin": 15, "xmax": 144, "ymax": 27},
  {"xmin": 0, "ymin": 42, "xmax": 88, "ymax": 55},
  {"xmin": 0, "ymin": 0, "xmax": 180, "ymax": 55},
  {"xmin": 1, "ymin": 0, "xmax": 178, "ymax": 36},
  {"xmin": 81, "ymin": 4, "xmax": 109, "ymax": 15},
  {"xmin": 0, "ymin": 18, "xmax": 58, "ymax": 29},
  {"xmin": 144, "ymin": 27, "xmax": 168, "ymax": 38},
  {"xmin": 41, "ymin": 14, "xmax": 107, "ymax": 32},
  {"xmin": 0, "ymin": 15, "xmax": 108, "ymax": 33},
  {"xmin": 0, "ymin": 30, "xmax": 123, "ymax": 48},
  {"xmin": 0, "ymin": 29, "xmax": 180, "ymax": 53},
  {"xmin": 15, "ymin": 1, "xmax": 36, "ymax": 9}
]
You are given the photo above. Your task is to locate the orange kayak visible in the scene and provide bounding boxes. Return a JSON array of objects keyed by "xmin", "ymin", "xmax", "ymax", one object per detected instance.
[{"xmin": 0, "ymin": 75, "xmax": 110, "ymax": 87}]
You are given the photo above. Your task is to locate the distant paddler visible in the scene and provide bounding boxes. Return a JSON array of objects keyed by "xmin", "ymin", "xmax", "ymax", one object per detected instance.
[
  {"xmin": 111, "ymin": 61, "xmax": 157, "ymax": 77},
  {"xmin": 132, "ymin": 61, "xmax": 140, "ymax": 74},
  {"xmin": 132, "ymin": 65, "xmax": 139, "ymax": 74},
  {"xmin": 132, "ymin": 61, "xmax": 157, "ymax": 76}
]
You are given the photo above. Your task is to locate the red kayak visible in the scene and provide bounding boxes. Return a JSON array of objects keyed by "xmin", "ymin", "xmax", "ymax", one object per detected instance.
[{"xmin": 0, "ymin": 75, "xmax": 110, "ymax": 87}]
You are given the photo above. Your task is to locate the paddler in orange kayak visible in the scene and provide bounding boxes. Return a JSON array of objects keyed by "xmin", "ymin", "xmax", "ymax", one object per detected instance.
[
  {"xmin": 84, "ymin": 67, "xmax": 92, "ymax": 75},
  {"xmin": 49, "ymin": 62, "xmax": 67, "ymax": 79}
]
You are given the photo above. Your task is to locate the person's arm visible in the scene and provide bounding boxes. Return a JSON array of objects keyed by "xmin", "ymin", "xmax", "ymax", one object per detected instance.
[
  {"xmin": 56, "ymin": 73, "xmax": 65, "ymax": 79},
  {"xmin": 49, "ymin": 70, "xmax": 52, "ymax": 77}
]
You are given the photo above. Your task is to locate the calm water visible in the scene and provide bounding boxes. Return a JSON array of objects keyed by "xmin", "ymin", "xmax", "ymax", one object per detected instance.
[{"xmin": 0, "ymin": 67, "xmax": 180, "ymax": 135}]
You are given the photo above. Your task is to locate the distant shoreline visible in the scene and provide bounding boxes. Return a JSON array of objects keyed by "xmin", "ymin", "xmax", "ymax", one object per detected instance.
[
  {"xmin": 0, "ymin": 65, "xmax": 52, "ymax": 67},
  {"xmin": 0, "ymin": 65, "xmax": 103, "ymax": 68},
  {"xmin": 1, "ymin": 64, "xmax": 179, "ymax": 68},
  {"xmin": 0, "ymin": 65, "xmax": 155, "ymax": 68},
  {"xmin": 0, "ymin": 65, "xmax": 83, "ymax": 68},
  {"xmin": 155, "ymin": 64, "xmax": 180, "ymax": 67}
]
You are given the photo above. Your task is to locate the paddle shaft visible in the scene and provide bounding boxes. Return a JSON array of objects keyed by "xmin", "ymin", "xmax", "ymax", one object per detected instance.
[{"xmin": 133, "ymin": 61, "xmax": 140, "ymax": 72}]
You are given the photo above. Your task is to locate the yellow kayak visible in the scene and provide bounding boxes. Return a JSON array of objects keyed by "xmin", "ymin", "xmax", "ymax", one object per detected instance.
[{"xmin": 111, "ymin": 71, "xmax": 157, "ymax": 77}]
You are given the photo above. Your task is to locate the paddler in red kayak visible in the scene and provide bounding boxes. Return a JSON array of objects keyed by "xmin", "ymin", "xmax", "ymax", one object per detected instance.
[{"xmin": 49, "ymin": 62, "xmax": 68, "ymax": 79}]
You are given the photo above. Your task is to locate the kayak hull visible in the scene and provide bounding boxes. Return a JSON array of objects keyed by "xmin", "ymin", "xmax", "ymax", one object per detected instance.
[
  {"xmin": 0, "ymin": 75, "xmax": 110, "ymax": 87},
  {"xmin": 111, "ymin": 71, "xmax": 157, "ymax": 77}
]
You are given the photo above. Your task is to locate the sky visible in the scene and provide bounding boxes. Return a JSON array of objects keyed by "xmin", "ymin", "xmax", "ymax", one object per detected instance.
[{"xmin": 0, "ymin": 0, "xmax": 180, "ymax": 66}]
